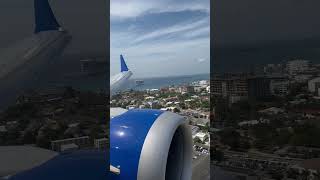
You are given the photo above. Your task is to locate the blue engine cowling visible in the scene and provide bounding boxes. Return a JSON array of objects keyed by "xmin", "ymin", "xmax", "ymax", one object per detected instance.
[{"xmin": 110, "ymin": 108, "xmax": 192, "ymax": 180}]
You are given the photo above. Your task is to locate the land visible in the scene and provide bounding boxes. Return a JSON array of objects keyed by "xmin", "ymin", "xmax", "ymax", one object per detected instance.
[
  {"xmin": 211, "ymin": 59, "xmax": 320, "ymax": 180},
  {"xmin": 0, "ymin": 87, "xmax": 107, "ymax": 150}
]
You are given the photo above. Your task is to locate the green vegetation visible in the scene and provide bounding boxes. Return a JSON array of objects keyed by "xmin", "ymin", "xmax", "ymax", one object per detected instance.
[{"xmin": 0, "ymin": 87, "xmax": 107, "ymax": 149}]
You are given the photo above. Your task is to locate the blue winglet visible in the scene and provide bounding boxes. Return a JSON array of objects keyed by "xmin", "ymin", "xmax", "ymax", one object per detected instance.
[
  {"xmin": 34, "ymin": 0, "xmax": 61, "ymax": 33},
  {"xmin": 120, "ymin": 55, "xmax": 129, "ymax": 72}
]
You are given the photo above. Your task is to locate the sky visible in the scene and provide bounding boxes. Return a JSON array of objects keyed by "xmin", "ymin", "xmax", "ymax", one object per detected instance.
[
  {"xmin": 212, "ymin": 0, "xmax": 320, "ymax": 72},
  {"xmin": 0, "ymin": 0, "xmax": 108, "ymax": 55},
  {"xmin": 3, "ymin": 1, "xmax": 318, "ymax": 76},
  {"xmin": 110, "ymin": 0, "xmax": 210, "ymax": 78},
  {"xmin": 213, "ymin": 0, "xmax": 320, "ymax": 47}
]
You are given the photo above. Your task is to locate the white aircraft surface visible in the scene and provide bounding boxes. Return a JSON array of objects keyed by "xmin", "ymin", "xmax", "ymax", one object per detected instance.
[{"xmin": 110, "ymin": 55, "xmax": 133, "ymax": 95}]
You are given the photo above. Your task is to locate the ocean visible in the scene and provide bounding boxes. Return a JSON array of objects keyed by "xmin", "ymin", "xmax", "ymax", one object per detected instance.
[
  {"xmin": 0, "ymin": 73, "xmax": 209, "ymax": 109},
  {"xmin": 45, "ymin": 73, "xmax": 210, "ymax": 92},
  {"xmin": 127, "ymin": 73, "xmax": 210, "ymax": 91}
]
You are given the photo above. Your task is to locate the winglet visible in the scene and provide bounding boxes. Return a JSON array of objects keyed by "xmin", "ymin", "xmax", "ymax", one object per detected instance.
[
  {"xmin": 120, "ymin": 55, "xmax": 129, "ymax": 72},
  {"xmin": 34, "ymin": 0, "xmax": 61, "ymax": 33}
]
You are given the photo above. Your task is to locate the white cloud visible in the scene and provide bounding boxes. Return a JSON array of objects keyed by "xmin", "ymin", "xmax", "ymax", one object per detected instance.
[
  {"xmin": 183, "ymin": 26, "xmax": 210, "ymax": 38},
  {"xmin": 110, "ymin": 0, "xmax": 210, "ymax": 77},
  {"xmin": 111, "ymin": 1, "xmax": 157, "ymax": 19},
  {"xmin": 111, "ymin": 36, "xmax": 210, "ymax": 77},
  {"xmin": 133, "ymin": 17, "xmax": 209, "ymax": 44},
  {"xmin": 111, "ymin": 0, "xmax": 209, "ymax": 20}
]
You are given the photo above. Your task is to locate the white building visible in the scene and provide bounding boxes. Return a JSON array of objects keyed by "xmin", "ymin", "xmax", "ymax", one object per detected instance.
[
  {"xmin": 51, "ymin": 136, "xmax": 90, "ymax": 152},
  {"xmin": 194, "ymin": 132, "xmax": 209, "ymax": 142},
  {"xmin": 229, "ymin": 95, "xmax": 247, "ymax": 104},
  {"xmin": 270, "ymin": 79, "xmax": 289, "ymax": 96},
  {"xmin": 206, "ymin": 86, "xmax": 210, "ymax": 93},
  {"xmin": 145, "ymin": 96, "xmax": 155, "ymax": 100},
  {"xmin": 165, "ymin": 101, "xmax": 173, "ymax": 106},
  {"xmin": 293, "ymin": 74, "xmax": 313, "ymax": 83},
  {"xmin": 161, "ymin": 107, "xmax": 179, "ymax": 112},
  {"xmin": 286, "ymin": 60, "xmax": 310, "ymax": 75},
  {"xmin": 94, "ymin": 138, "xmax": 108, "ymax": 150},
  {"xmin": 308, "ymin": 77, "xmax": 320, "ymax": 94},
  {"xmin": 199, "ymin": 80, "xmax": 209, "ymax": 86},
  {"xmin": 193, "ymin": 86, "xmax": 205, "ymax": 93},
  {"xmin": 146, "ymin": 89, "xmax": 159, "ymax": 94},
  {"xmin": 264, "ymin": 63, "xmax": 283, "ymax": 75}
]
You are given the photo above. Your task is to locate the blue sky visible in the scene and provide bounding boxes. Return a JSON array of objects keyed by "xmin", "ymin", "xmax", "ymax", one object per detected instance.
[{"xmin": 110, "ymin": 0, "xmax": 210, "ymax": 78}]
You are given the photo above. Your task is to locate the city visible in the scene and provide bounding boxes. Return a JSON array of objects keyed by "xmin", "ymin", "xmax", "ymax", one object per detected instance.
[
  {"xmin": 211, "ymin": 59, "xmax": 320, "ymax": 180},
  {"xmin": 0, "ymin": 87, "xmax": 108, "ymax": 151}
]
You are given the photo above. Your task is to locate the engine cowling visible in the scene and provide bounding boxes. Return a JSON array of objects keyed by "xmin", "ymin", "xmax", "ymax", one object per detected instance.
[{"xmin": 110, "ymin": 109, "xmax": 192, "ymax": 180}]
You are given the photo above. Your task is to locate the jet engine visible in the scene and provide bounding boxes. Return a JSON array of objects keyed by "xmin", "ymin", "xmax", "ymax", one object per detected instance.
[{"xmin": 110, "ymin": 108, "xmax": 193, "ymax": 180}]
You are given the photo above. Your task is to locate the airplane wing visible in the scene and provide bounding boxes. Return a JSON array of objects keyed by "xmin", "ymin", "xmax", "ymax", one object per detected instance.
[
  {"xmin": 0, "ymin": 0, "xmax": 71, "ymax": 110},
  {"xmin": 5, "ymin": 150, "xmax": 107, "ymax": 180},
  {"xmin": 110, "ymin": 55, "xmax": 133, "ymax": 95}
]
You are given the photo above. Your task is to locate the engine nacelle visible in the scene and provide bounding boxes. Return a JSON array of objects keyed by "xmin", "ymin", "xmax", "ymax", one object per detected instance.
[{"xmin": 110, "ymin": 109, "xmax": 192, "ymax": 180}]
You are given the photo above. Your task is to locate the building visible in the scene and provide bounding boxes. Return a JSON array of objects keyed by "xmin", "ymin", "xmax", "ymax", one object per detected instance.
[
  {"xmin": 211, "ymin": 74, "xmax": 248, "ymax": 102},
  {"xmin": 270, "ymin": 77, "xmax": 289, "ymax": 96},
  {"xmin": 308, "ymin": 77, "xmax": 320, "ymax": 95},
  {"xmin": 190, "ymin": 118, "xmax": 210, "ymax": 128},
  {"xmin": 248, "ymin": 77, "xmax": 271, "ymax": 99},
  {"xmin": 145, "ymin": 96, "xmax": 155, "ymax": 100},
  {"xmin": 161, "ymin": 106, "xmax": 180, "ymax": 112},
  {"xmin": 178, "ymin": 86, "xmax": 194, "ymax": 94},
  {"xmin": 206, "ymin": 86, "xmax": 210, "ymax": 93},
  {"xmin": 51, "ymin": 136, "xmax": 91, "ymax": 152},
  {"xmin": 190, "ymin": 125, "xmax": 200, "ymax": 137},
  {"xmin": 181, "ymin": 109, "xmax": 210, "ymax": 119},
  {"xmin": 229, "ymin": 96, "xmax": 247, "ymax": 104},
  {"xmin": 294, "ymin": 74, "xmax": 313, "ymax": 83},
  {"xmin": 94, "ymin": 138, "xmax": 108, "ymax": 150},
  {"xmin": 146, "ymin": 89, "xmax": 159, "ymax": 94},
  {"xmin": 287, "ymin": 60, "xmax": 310, "ymax": 75},
  {"xmin": 194, "ymin": 132, "xmax": 209, "ymax": 142},
  {"xmin": 263, "ymin": 63, "xmax": 283, "ymax": 75},
  {"xmin": 193, "ymin": 86, "xmax": 205, "ymax": 93}
]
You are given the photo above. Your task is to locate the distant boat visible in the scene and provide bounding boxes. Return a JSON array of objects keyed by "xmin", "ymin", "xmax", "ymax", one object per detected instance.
[{"xmin": 135, "ymin": 80, "xmax": 144, "ymax": 86}]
